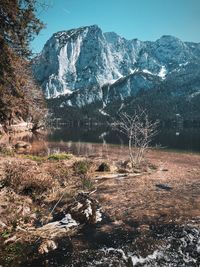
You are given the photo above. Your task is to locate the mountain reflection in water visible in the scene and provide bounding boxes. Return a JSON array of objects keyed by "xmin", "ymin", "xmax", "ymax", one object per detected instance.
[{"xmin": 46, "ymin": 126, "xmax": 200, "ymax": 154}]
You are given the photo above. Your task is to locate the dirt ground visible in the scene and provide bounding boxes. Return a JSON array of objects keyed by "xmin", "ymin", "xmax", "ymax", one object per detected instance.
[{"xmin": 91, "ymin": 146, "xmax": 200, "ymax": 225}]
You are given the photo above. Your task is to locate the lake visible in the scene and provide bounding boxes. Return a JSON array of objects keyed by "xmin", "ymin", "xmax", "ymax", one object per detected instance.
[{"xmin": 46, "ymin": 126, "xmax": 200, "ymax": 154}]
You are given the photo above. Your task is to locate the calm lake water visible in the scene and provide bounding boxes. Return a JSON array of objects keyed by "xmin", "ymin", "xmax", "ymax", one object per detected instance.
[{"xmin": 47, "ymin": 126, "xmax": 200, "ymax": 153}]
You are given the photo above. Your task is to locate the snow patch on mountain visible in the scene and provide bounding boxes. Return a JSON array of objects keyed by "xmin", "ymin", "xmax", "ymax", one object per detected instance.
[
  {"xmin": 99, "ymin": 109, "xmax": 109, "ymax": 116},
  {"xmin": 158, "ymin": 66, "xmax": 167, "ymax": 79},
  {"xmin": 32, "ymin": 25, "xmax": 200, "ymax": 107},
  {"xmin": 143, "ymin": 69, "xmax": 154, "ymax": 75}
]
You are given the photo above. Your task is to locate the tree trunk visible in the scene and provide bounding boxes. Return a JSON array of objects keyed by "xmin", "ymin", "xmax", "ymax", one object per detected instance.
[{"xmin": 129, "ymin": 136, "xmax": 135, "ymax": 169}]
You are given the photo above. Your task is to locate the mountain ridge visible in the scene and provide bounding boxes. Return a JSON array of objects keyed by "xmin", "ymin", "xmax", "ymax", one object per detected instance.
[{"xmin": 32, "ymin": 25, "xmax": 200, "ymax": 115}]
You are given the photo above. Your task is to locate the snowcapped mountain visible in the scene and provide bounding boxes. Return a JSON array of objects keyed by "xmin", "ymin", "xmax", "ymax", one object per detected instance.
[{"xmin": 32, "ymin": 25, "xmax": 200, "ymax": 108}]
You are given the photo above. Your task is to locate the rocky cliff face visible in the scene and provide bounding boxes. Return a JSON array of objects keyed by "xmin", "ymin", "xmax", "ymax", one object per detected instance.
[{"xmin": 32, "ymin": 25, "xmax": 200, "ymax": 108}]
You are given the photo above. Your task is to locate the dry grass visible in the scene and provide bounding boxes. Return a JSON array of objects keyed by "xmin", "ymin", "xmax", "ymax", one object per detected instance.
[
  {"xmin": 0, "ymin": 154, "xmax": 85, "ymax": 266},
  {"xmin": 3, "ymin": 161, "xmax": 55, "ymax": 196},
  {"xmin": 73, "ymin": 160, "xmax": 91, "ymax": 175},
  {"xmin": 47, "ymin": 162, "xmax": 70, "ymax": 186}
]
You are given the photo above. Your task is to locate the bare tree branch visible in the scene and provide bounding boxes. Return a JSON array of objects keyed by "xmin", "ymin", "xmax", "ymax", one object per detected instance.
[{"xmin": 112, "ymin": 108, "xmax": 159, "ymax": 168}]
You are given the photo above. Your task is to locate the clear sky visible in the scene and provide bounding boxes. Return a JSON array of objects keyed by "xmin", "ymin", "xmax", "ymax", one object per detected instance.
[{"xmin": 31, "ymin": 0, "xmax": 200, "ymax": 54}]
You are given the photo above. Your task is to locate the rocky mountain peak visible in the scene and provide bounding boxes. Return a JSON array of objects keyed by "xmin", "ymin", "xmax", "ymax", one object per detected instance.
[{"xmin": 32, "ymin": 25, "xmax": 200, "ymax": 107}]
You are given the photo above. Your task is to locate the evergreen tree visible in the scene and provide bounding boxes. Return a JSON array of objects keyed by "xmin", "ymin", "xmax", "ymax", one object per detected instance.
[
  {"xmin": 0, "ymin": 0, "xmax": 45, "ymax": 127},
  {"xmin": 0, "ymin": 0, "xmax": 44, "ymax": 57}
]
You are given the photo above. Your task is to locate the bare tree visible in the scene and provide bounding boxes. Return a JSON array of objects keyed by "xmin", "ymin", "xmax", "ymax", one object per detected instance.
[{"xmin": 112, "ymin": 109, "xmax": 159, "ymax": 168}]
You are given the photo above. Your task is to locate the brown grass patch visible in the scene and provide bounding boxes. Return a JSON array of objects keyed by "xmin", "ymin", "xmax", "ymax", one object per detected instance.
[{"xmin": 3, "ymin": 161, "xmax": 56, "ymax": 196}]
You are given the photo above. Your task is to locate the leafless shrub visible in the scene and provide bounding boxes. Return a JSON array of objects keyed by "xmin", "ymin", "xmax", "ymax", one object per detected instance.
[{"xmin": 112, "ymin": 108, "xmax": 159, "ymax": 168}]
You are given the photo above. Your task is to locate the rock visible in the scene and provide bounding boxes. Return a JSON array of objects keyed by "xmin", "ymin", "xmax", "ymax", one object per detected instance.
[
  {"xmin": 10, "ymin": 122, "xmax": 33, "ymax": 133},
  {"xmin": 15, "ymin": 141, "xmax": 31, "ymax": 149},
  {"xmin": 38, "ymin": 240, "xmax": 57, "ymax": 254},
  {"xmin": 97, "ymin": 162, "xmax": 110, "ymax": 172},
  {"xmin": 59, "ymin": 214, "xmax": 78, "ymax": 228},
  {"xmin": 155, "ymin": 184, "xmax": 173, "ymax": 191}
]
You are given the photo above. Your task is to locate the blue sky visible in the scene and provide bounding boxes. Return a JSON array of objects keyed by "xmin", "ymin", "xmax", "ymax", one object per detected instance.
[{"xmin": 31, "ymin": 0, "xmax": 200, "ymax": 53}]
